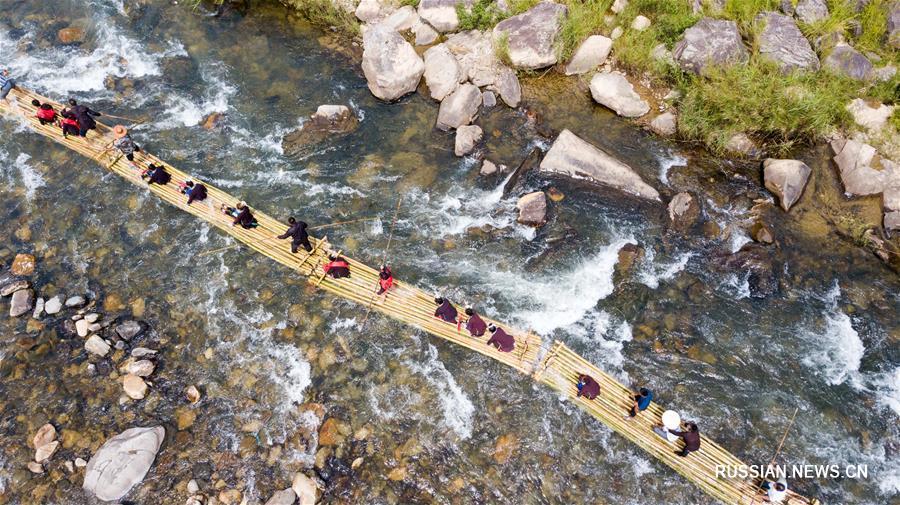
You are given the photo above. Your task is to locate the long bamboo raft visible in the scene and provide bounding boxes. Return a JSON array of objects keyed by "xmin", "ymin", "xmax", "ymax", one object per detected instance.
[{"xmin": 1, "ymin": 88, "xmax": 818, "ymax": 505}]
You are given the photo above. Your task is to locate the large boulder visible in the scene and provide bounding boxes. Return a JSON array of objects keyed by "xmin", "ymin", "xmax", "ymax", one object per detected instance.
[
  {"xmin": 492, "ymin": 2, "xmax": 568, "ymax": 70},
  {"xmin": 516, "ymin": 191, "xmax": 548, "ymax": 226},
  {"xmin": 282, "ymin": 105, "xmax": 359, "ymax": 157},
  {"xmin": 417, "ymin": 0, "xmax": 472, "ymax": 32},
  {"xmin": 667, "ymin": 192, "xmax": 701, "ymax": 231},
  {"xmin": 564, "ymin": 35, "xmax": 613, "ymax": 75},
  {"xmin": 830, "ymin": 138, "xmax": 891, "ymax": 196},
  {"xmin": 540, "ymin": 129, "xmax": 660, "ymax": 201},
  {"xmin": 381, "ymin": 5, "xmax": 419, "ymax": 32},
  {"xmin": 436, "ymin": 83, "xmax": 482, "ymax": 130},
  {"xmin": 423, "ymin": 44, "xmax": 462, "ymax": 101},
  {"xmin": 673, "ymin": 18, "xmax": 748, "ymax": 75},
  {"xmin": 763, "ymin": 159, "xmax": 812, "ymax": 211},
  {"xmin": 795, "ymin": 0, "xmax": 829, "ymax": 24},
  {"xmin": 361, "ymin": 25, "xmax": 425, "ymax": 101},
  {"xmin": 890, "ymin": 3, "xmax": 900, "ymax": 48},
  {"xmin": 822, "ymin": 43, "xmax": 874, "ymax": 81},
  {"xmin": 455, "ymin": 125, "xmax": 483, "ymax": 156},
  {"xmin": 589, "ymin": 71, "xmax": 650, "ymax": 118},
  {"xmin": 756, "ymin": 12, "xmax": 819, "ymax": 72},
  {"xmin": 83, "ymin": 427, "xmax": 165, "ymax": 502}
]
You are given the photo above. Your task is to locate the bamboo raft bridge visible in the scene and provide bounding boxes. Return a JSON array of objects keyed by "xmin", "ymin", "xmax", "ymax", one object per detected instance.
[{"xmin": 1, "ymin": 88, "xmax": 818, "ymax": 505}]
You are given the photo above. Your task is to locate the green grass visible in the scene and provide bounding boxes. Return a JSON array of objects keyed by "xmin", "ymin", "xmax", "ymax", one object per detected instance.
[
  {"xmin": 798, "ymin": 0, "xmax": 857, "ymax": 44},
  {"xmin": 495, "ymin": 32, "xmax": 512, "ymax": 66},
  {"xmin": 722, "ymin": 0, "xmax": 779, "ymax": 33},
  {"xmin": 677, "ymin": 60, "xmax": 859, "ymax": 153},
  {"xmin": 399, "ymin": 0, "xmax": 420, "ymax": 7},
  {"xmin": 556, "ymin": 0, "xmax": 613, "ymax": 61},
  {"xmin": 856, "ymin": 0, "xmax": 892, "ymax": 58},
  {"xmin": 457, "ymin": 0, "xmax": 508, "ymax": 31},
  {"xmin": 613, "ymin": 0, "xmax": 699, "ymax": 80}
]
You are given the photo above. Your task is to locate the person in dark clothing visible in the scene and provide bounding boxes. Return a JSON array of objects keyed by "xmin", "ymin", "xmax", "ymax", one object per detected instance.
[
  {"xmin": 62, "ymin": 99, "xmax": 101, "ymax": 137},
  {"xmin": 31, "ymin": 99, "xmax": 58, "ymax": 125},
  {"xmin": 459, "ymin": 307, "xmax": 487, "ymax": 337},
  {"xmin": 60, "ymin": 115, "xmax": 80, "ymax": 137},
  {"xmin": 323, "ymin": 253, "xmax": 350, "ymax": 278},
  {"xmin": 433, "ymin": 297, "xmax": 457, "ymax": 323},
  {"xmin": 576, "ymin": 374, "xmax": 600, "ymax": 400},
  {"xmin": 670, "ymin": 422, "xmax": 701, "ymax": 457},
  {"xmin": 181, "ymin": 180, "xmax": 208, "ymax": 205},
  {"xmin": 276, "ymin": 217, "xmax": 312, "ymax": 253},
  {"xmin": 375, "ymin": 265, "xmax": 393, "ymax": 302},
  {"xmin": 625, "ymin": 387, "xmax": 653, "ymax": 420},
  {"xmin": 486, "ymin": 324, "xmax": 515, "ymax": 352},
  {"xmin": 141, "ymin": 163, "xmax": 171, "ymax": 186},
  {"xmin": 226, "ymin": 201, "xmax": 257, "ymax": 229}
]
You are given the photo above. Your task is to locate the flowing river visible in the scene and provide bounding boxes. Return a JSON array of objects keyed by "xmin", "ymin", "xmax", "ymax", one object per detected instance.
[{"xmin": 0, "ymin": 1, "xmax": 899, "ymax": 503}]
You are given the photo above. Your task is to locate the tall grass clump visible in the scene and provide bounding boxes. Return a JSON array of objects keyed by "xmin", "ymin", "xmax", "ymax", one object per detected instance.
[
  {"xmin": 613, "ymin": 0, "xmax": 699, "ymax": 79},
  {"xmin": 557, "ymin": 0, "xmax": 613, "ymax": 61},
  {"xmin": 457, "ymin": 0, "xmax": 508, "ymax": 31},
  {"xmin": 281, "ymin": 0, "xmax": 360, "ymax": 37},
  {"xmin": 798, "ymin": 0, "xmax": 856, "ymax": 42},
  {"xmin": 722, "ymin": 0, "xmax": 779, "ymax": 32}
]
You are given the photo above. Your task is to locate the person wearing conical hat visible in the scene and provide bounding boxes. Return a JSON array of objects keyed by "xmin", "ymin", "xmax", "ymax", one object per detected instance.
[{"xmin": 112, "ymin": 125, "xmax": 141, "ymax": 166}]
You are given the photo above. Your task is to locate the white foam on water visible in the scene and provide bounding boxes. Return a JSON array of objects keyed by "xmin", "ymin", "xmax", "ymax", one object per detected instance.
[
  {"xmin": 569, "ymin": 310, "xmax": 633, "ymax": 380},
  {"xmin": 0, "ymin": 149, "xmax": 44, "ymax": 199},
  {"xmin": 156, "ymin": 62, "xmax": 236, "ymax": 128},
  {"xmin": 638, "ymin": 249, "xmax": 693, "ymax": 289},
  {"xmin": 656, "ymin": 148, "xmax": 686, "ymax": 186},
  {"xmin": 726, "ymin": 226, "xmax": 753, "ymax": 253},
  {"xmin": 801, "ymin": 283, "xmax": 865, "ymax": 388},
  {"xmin": 721, "ymin": 271, "xmax": 751, "ymax": 299},
  {"xmin": 406, "ymin": 343, "xmax": 475, "ymax": 439},
  {"xmin": 872, "ymin": 367, "xmax": 900, "ymax": 418}
]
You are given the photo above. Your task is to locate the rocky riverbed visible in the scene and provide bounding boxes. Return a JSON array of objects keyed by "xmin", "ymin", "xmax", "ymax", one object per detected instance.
[{"xmin": 1, "ymin": 0, "xmax": 900, "ymax": 504}]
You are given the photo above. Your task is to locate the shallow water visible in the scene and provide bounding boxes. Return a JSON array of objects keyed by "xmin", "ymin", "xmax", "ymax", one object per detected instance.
[{"xmin": 0, "ymin": 1, "xmax": 899, "ymax": 504}]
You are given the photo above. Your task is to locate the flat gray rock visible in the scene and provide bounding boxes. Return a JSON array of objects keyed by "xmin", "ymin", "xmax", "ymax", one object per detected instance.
[
  {"xmin": 454, "ymin": 125, "xmax": 483, "ymax": 156},
  {"xmin": 436, "ymin": 83, "xmax": 481, "ymax": 130},
  {"xmin": 540, "ymin": 129, "xmax": 660, "ymax": 201},
  {"xmin": 673, "ymin": 18, "xmax": 748, "ymax": 75},
  {"xmin": 757, "ymin": 12, "xmax": 819, "ymax": 72},
  {"xmin": 516, "ymin": 191, "xmax": 548, "ymax": 226},
  {"xmin": 493, "ymin": 2, "xmax": 567, "ymax": 70},
  {"xmin": 10, "ymin": 289, "xmax": 34, "ymax": 317},
  {"xmin": 589, "ymin": 71, "xmax": 650, "ymax": 118},
  {"xmin": 823, "ymin": 43, "xmax": 874, "ymax": 81},
  {"xmin": 490, "ymin": 67, "xmax": 521, "ymax": 108},
  {"xmin": 83, "ymin": 426, "xmax": 165, "ymax": 502},
  {"xmin": 763, "ymin": 158, "xmax": 812, "ymax": 211},
  {"xmin": 564, "ymin": 35, "xmax": 612, "ymax": 75},
  {"xmin": 830, "ymin": 138, "xmax": 888, "ymax": 196}
]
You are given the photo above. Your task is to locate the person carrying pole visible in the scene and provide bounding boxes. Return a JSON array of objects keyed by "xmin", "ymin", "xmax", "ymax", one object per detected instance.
[
  {"xmin": 62, "ymin": 98, "xmax": 101, "ymax": 137},
  {"xmin": 112, "ymin": 125, "xmax": 141, "ymax": 166},
  {"xmin": 275, "ymin": 217, "xmax": 312, "ymax": 253},
  {"xmin": 374, "ymin": 265, "xmax": 393, "ymax": 303}
]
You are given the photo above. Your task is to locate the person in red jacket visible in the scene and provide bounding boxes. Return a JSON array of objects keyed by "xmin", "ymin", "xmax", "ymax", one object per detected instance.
[
  {"xmin": 375, "ymin": 265, "xmax": 393, "ymax": 302},
  {"xmin": 31, "ymin": 99, "xmax": 57, "ymax": 125},
  {"xmin": 486, "ymin": 324, "xmax": 515, "ymax": 352},
  {"xmin": 59, "ymin": 115, "xmax": 80, "ymax": 137},
  {"xmin": 323, "ymin": 253, "xmax": 350, "ymax": 279}
]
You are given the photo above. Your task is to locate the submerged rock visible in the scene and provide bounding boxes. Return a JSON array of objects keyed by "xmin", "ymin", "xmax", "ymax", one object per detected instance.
[
  {"xmin": 454, "ymin": 125, "xmax": 483, "ymax": 156},
  {"xmin": 564, "ymin": 35, "xmax": 613, "ymax": 75},
  {"xmin": 540, "ymin": 129, "xmax": 660, "ymax": 201},
  {"xmin": 362, "ymin": 25, "xmax": 425, "ymax": 101},
  {"xmin": 57, "ymin": 26, "xmax": 85, "ymax": 45},
  {"xmin": 490, "ymin": 67, "xmax": 522, "ymax": 108},
  {"xmin": 115, "ymin": 320, "xmax": 144, "ymax": 341},
  {"xmin": 756, "ymin": 12, "xmax": 819, "ymax": 72},
  {"xmin": 10, "ymin": 289, "xmax": 34, "ymax": 317},
  {"xmin": 673, "ymin": 18, "xmax": 748, "ymax": 75},
  {"xmin": 282, "ymin": 105, "xmax": 359, "ymax": 157},
  {"xmin": 492, "ymin": 2, "xmax": 567, "ymax": 70},
  {"xmin": 0, "ymin": 279, "xmax": 29, "ymax": 297},
  {"xmin": 589, "ymin": 71, "xmax": 650, "ymax": 118},
  {"xmin": 11, "ymin": 253, "xmax": 35, "ymax": 276},
  {"xmin": 83, "ymin": 426, "xmax": 165, "ymax": 502},
  {"xmin": 436, "ymin": 83, "xmax": 481, "ymax": 130},
  {"xmin": 516, "ymin": 191, "xmax": 548, "ymax": 227},
  {"xmin": 830, "ymin": 138, "xmax": 891, "ymax": 196},
  {"xmin": 763, "ymin": 158, "xmax": 811, "ymax": 211},
  {"xmin": 667, "ymin": 192, "xmax": 700, "ymax": 231},
  {"xmin": 85, "ymin": 335, "xmax": 111, "ymax": 357}
]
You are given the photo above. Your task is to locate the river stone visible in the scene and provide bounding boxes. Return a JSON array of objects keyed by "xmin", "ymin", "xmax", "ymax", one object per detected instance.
[
  {"xmin": 846, "ymin": 98, "xmax": 895, "ymax": 131},
  {"xmin": 516, "ymin": 191, "xmax": 547, "ymax": 226},
  {"xmin": 292, "ymin": 473, "xmax": 318, "ymax": 504},
  {"xmin": 83, "ymin": 426, "xmax": 165, "ymax": 502},
  {"xmin": 124, "ymin": 360, "xmax": 156, "ymax": 377},
  {"xmin": 11, "ymin": 253, "xmax": 35, "ymax": 276},
  {"xmin": 85, "ymin": 335, "xmax": 111, "ymax": 357},
  {"xmin": 35, "ymin": 440, "xmax": 59, "ymax": 463},
  {"xmin": 33, "ymin": 423, "xmax": 57, "ymax": 449},
  {"xmin": 823, "ymin": 43, "xmax": 874, "ymax": 81},
  {"xmin": 673, "ymin": 18, "xmax": 748, "ymax": 75},
  {"xmin": 381, "ymin": 5, "xmax": 419, "ymax": 32},
  {"xmin": 45, "ymin": 295, "xmax": 63, "ymax": 315},
  {"xmin": 795, "ymin": 0, "xmax": 829, "ymax": 24},
  {"xmin": 361, "ymin": 24, "xmax": 425, "ymax": 101},
  {"xmin": 32, "ymin": 296, "xmax": 44, "ymax": 319},
  {"xmin": 649, "ymin": 112, "xmax": 677, "ymax": 136},
  {"xmin": 491, "ymin": 67, "xmax": 521, "ymax": 108},
  {"xmin": 725, "ymin": 133, "xmax": 762, "ymax": 157},
  {"xmin": 455, "ymin": 125, "xmax": 483, "ymax": 156},
  {"xmin": 481, "ymin": 160, "xmax": 499, "ymax": 175},
  {"xmin": 751, "ymin": 222, "xmax": 775, "ymax": 244},
  {"xmin": 423, "ymin": 44, "xmax": 462, "ymax": 101},
  {"xmin": 355, "ymin": 0, "xmax": 383, "ymax": 22},
  {"xmin": 0, "ymin": 279, "xmax": 29, "ymax": 296},
  {"xmin": 417, "ymin": 0, "xmax": 472, "ymax": 32},
  {"xmin": 482, "ymin": 91, "xmax": 497, "ymax": 108},
  {"xmin": 564, "ymin": 35, "xmax": 613, "ymax": 75},
  {"xmin": 116, "ymin": 320, "xmax": 144, "ymax": 341},
  {"xmin": 631, "ymin": 15, "xmax": 651, "ymax": 31},
  {"xmin": 445, "ymin": 30, "xmax": 503, "ymax": 87},
  {"xmin": 540, "ymin": 129, "xmax": 660, "ymax": 201},
  {"xmin": 668, "ymin": 192, "xmax": 700, "ymax": 231},
  {"xmin": 265, "ymin": 488, "xmax": 297, "ymax": 505},
  {"xmin": 65, "ymin": 295, "xmax": 86, "ymax": 308},
  {"xmin": 890, "ymin": 3, "xmax": 900, "ymax": 48},
  {"xmin": 76, "ymin": 318, "xmax": 90, "ymax": 337},
  {"xmin": 28, "ymin": 461, "xmax": 43, "ymax": 474},
  {"xmin": 436, "ymin": 83, "xmax": 481, "ymax": 130},
  {"xmin": 763, "ymin": 159, "xmax": 811, "ymax": 211},
  {"xmin": 123, "ymin": 374, "xmax": 148, "ymax": 400},
  {"xmin": 830, "ymin": 138, "xmax": 891, "ymax": 196},
  {"xmin": 589, "ymin": 71, "xmax": 650, "ymax": 118},
  {"xmin": 412, "ymin": 20, "xmax": 439, "ymax": 46},
  {"xmin": 131, "ymin": 347, "xmax": 158, "ymax": 358},
  {"xmin": 756, "ymin": 12, "xmax": 819, "ymax": 72},
  {"xmin": 492, "ymin": 2, "xmax": 568, "ymax": 70},
  {"xmin": 10, "ymin": 289, "xmax": 34, "ymax": 317}
]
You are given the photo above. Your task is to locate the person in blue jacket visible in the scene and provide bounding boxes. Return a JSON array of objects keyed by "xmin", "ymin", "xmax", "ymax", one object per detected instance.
[{"xmin": 624, "ymin": 387, "xmax": 653, "ymax": 420}]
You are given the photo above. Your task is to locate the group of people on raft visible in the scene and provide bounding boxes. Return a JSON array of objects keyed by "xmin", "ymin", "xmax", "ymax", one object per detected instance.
[{"xmin": 15, "ymin": 86, "xmax": 791, "ymax": 504}]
